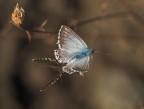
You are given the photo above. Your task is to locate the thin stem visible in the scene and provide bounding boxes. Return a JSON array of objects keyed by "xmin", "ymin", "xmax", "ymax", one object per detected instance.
[
  {"xmin": 120, "ymin": 0, "xmax": 144, "ymax": 26},
  {"xmin": 77, "ymin": 11, "xmax": 129, "ymax": 26}
]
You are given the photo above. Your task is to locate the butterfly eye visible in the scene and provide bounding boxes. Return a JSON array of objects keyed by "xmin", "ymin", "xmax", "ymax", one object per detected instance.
[{"xmin": 91, "ymin": 49, "xmax": 96, "ymax": 54}]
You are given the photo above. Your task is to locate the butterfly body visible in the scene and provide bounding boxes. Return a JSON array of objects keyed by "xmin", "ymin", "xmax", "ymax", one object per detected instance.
[
  {"xmin": 71, "ymin": 48, "xmax": 92, "ymax": 60},
  {"xmin": 54, "ymin": 25, "xmax": 94, "ymax": 74}
]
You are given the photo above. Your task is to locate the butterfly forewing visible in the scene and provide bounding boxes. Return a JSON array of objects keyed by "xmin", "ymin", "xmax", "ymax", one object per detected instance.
[{"xmin": 57, "ymin": 25, "xmax": 87, "ymax": 49}]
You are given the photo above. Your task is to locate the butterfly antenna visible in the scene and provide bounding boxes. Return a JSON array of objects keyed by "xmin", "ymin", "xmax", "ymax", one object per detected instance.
[
  {"xmin": 94, "ymin": 50, "xmax": 111, "ymax": 56},
  {"xmin": 92, "ymin": 32, "xmax": 111, "ymax": 56},
  {"xmin": 40, "ymin": 72, "xmax": 63, "ymax": 92}
]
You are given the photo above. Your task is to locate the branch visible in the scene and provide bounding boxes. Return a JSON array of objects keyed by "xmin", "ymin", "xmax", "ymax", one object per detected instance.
[
  {"xmin": 120, "ymin": 0, "xmax": 144, "ymax": 26},
  {"xmin": 77, "ymin": 11, "xmax": 129, "ymax": 26}
]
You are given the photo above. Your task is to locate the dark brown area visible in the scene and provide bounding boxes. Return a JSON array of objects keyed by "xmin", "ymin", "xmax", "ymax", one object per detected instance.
[{"xmin": 0, "ymin": 0, "xmax": 144, "ymax": 109}]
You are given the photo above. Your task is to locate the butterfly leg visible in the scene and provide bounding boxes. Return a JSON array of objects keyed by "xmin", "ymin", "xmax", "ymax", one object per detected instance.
[{"xmin": 79, "ymin": 72, "xmax": 84, "ymax": 77}]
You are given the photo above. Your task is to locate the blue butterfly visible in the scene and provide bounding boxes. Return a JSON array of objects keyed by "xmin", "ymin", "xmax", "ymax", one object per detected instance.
[
  {"xmin": 33, "ymin": 25, "xmax": 96, "ymax": 91},
  {"xmin": 54, "ymin": 25, "xmax": 95, "ymax": 75}
]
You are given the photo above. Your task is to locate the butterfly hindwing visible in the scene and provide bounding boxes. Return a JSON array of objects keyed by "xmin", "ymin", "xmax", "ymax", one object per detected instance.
[{"xmin": 62, "ymin": 56, "xmax": 91, "ymax": 74}]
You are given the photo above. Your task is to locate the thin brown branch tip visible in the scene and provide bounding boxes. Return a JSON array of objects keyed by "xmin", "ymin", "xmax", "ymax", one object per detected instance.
[{"xmin": 11, "ymin": 3, "xmax": 25, "ymax": 26}]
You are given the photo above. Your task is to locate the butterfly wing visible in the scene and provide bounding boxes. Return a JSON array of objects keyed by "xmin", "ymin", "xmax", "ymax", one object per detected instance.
[
  {"xmin": 63, "ymin": 55, "xmax": 93, "ymax": 74},
  {"xmin": 54, "ymin": 25, "xmax": 88, "ymax": 63}
]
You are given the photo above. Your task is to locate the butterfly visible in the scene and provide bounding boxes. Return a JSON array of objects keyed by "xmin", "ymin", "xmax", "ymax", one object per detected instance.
[
  {"xmin": 54, "ymin": 25, "xmax": 95, "ymax": 76},
  {"xmin": 35, "ymin": 25, "xmax": 96, "ymax": 92}
]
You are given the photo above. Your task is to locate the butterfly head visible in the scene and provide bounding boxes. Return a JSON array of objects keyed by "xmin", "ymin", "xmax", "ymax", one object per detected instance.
[{"xmin": 91, "ymin": 49, "xmax": 96, "ymax": 54}]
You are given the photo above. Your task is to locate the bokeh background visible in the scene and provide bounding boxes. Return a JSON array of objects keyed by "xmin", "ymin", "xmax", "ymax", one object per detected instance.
[{"xmin": 1, "ymin": 0, "xmax": 144, "ymax": 109}]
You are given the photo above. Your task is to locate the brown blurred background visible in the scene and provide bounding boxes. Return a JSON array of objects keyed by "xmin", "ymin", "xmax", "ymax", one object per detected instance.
[{"xmin": 1, "ymin": 0, "xmax": 144, "ymax": 109}]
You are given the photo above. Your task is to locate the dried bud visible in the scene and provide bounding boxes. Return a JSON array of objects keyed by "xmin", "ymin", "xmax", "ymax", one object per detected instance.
[{"xmin": 11, "ymin": 3, "xmax": 25, "ymax": 26}]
